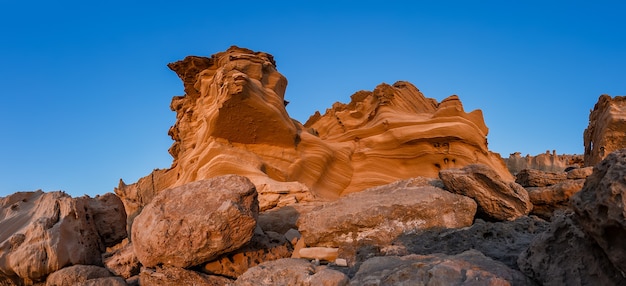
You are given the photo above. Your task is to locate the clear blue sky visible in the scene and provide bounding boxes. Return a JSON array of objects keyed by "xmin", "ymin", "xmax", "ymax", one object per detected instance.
[{"xmin": 1, "ymin": 1, "xmax": 625, "ymax": 197}]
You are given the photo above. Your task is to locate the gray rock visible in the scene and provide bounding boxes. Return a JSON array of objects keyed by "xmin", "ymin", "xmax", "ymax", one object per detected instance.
[{"xmin": 350, "ymin": 250, "xmax": 534, "ymax": 286}]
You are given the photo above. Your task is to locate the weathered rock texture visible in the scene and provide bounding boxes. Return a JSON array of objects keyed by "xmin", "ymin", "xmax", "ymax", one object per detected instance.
[
  {"xmin": 518, "ymin": 212, "xmax": 626, "ymax": 285},
  {"xmin": 0, "ymin": 191, "xmax": 126, "ymax": 285},
  {"xmin": 45, "ymin": 265, "xmax": 113, "ymax": 286},
  {"xmin": 115, "ymin": 46, "xmax": 512, "ymax": 217},
  {"xmin": 102, "ymin": 241, "xmax": 140, "ymax": 279},
  {"xmin": 297, "ymin": 178, "xmax": 477, "ymax": 248},
  {"xmin": 515, "ymin": 169, "xmax": 567, "ymax": 188},
  {"xmin": 200, "ymin": 228, "xmax": 292, "ymax": 279},
  {"xmin": 350, "ymin": 250, "xmax": 534, "ymax": 286},
  {"xmin": 439, "ymin": 164, "xmax": 532, "ymax": 221},
  {"xmin": 572, "ymin": 149, "xmax": 626, "ymax": 274},
  {"xmin": 505, "ymin": 150, "xmax": 583, "ymax": 174},
  {"xmin": 584, "ymin": 95, "xmax": 626, "ymax": 166},
  {"xmin": 139, "ymin": 266, "xmax": 233, "ymax": 286},
  {"xmin": 234, "ymin": 258, "xmax": 349, "ymax": 286},
  {"xmin": 132, "ymin": 175, "xmax": 259, "ymax": 268},
  {"xmin": 394, "ymin": 216, "xmax": 548, "ymax": 270}
]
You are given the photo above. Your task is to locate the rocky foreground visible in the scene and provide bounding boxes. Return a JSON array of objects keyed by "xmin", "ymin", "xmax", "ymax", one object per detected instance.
[{"xmin": 1, "ymin": 47, "xmax": 626, "ymax": 285}]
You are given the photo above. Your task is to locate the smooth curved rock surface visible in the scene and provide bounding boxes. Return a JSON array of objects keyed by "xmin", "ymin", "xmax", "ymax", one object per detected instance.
[
  {"xmin": 45, "ymin": 265, "xmax": 112, "ymax": 286},
  {"xmin": 116, "ymin": 46, "xmax": 512, "ymax": 216},
  {"xmin": 439, "ymin": 164, "xmax": 532, "ymax": 221},
  {"xmin": 297, "ymin": 178, "xmax": 477, "ymax": 248},
  {"xmin": 132, "ymin": 175, "xmax": 259, "ymax": 268}
]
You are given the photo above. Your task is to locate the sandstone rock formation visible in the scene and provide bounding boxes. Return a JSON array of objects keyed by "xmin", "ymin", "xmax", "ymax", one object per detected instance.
[
  {"xmin": 0, "ymin": 191, "xmax": 126, "ymax": 285},
  {"xmin": 132, "ymin": 175, "xmax": 259, "ymax": 268},
  {"xmin": 297, "ymin": 178, "xmax": 477, "ymax": 249},
  {"xmin": 115, "ymin": 46, "xmax": 512, "ymax": 220},
  {"xmin": 505, "ymin": 150, "xmax": 583, "ymax": 174},
  {"xmin": 350, "ymin": 250, "xmax": 534, "ymax": 286},
  {"xmin": 584, "ymin": 94, "xmax": 626, "ymax": 166},
  {"xmin": 102, "ymin": 240, "xmax": 140, "ymax": 279},
  {"xmin": 514, "ymin": 169, "xmax": 567, "ymax": 187},
  {"xmin": 439, "ymin": 164, "xmax": 532, "ymax": 221},
  {"xmin": 234, "ymin": 258, "xmax": 349, "ymax": 286}
]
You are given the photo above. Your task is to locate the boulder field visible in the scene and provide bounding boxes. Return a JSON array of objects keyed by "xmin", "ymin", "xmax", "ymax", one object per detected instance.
[{"xmin": 2, "ymin": 47, "xmax": 626, "ymax": 285}]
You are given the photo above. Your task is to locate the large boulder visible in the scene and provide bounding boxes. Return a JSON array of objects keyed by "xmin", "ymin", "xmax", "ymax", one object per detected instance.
[
  {"xmin": 439, "ymin": 164, "xmax": 532, "ymax": 221},
  {"xmin": 395, "ymin": 215, "xmax": 548, "ymax": 270},
  {"xmin": 234, "ymin": 258, "xmax": 349, "ymax": 286},
  {"xmin": 0, "ymin": 191, "xmax": 126, "ymax": 285},
  {"xmin": 350, "ymin": 250, "xmax": 534, "ymax": 286},
  {"xmin": 297, "ymin": 178, "xmax": 476, "ymax": 248},
  {"xmin": 132, "ymin": 175, "xmax": 259, "ymax": 268},
  {"xmin": 518, "ymin": 211, "xmax": 626, "ymax": 285},
  {"xmin": 572, "ymin": 149, "xmax": 626, "ymax": 274}
]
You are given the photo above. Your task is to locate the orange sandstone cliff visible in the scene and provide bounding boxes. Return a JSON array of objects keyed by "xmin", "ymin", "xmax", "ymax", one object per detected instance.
[{"xmin": 115, "ymin": 46, "xmax": 512, "ymax": 216}]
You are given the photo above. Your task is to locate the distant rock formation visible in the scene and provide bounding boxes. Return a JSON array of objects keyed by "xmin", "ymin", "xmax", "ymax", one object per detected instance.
[
  {"xmin": 115, "ymin": 46, "xmax": 512, "ymax": 217},
  {"xmin": 584, "ymin": 94, "xmax": 626, "ymax": 166},
  {"xmin": 504, "ymin": 150, "xmax": 583, "ymax": 174}
]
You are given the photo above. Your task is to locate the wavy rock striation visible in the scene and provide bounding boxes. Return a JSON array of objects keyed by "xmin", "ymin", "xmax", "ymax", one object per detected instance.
[{"xmin": 115, "ymin": 46, "xmax": 511, "ymax": 223}]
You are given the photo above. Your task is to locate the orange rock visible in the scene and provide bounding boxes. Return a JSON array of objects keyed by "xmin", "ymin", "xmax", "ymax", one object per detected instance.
[
  {"xmin": 584, "ymin": 94, "xmax": 626, "ymax": 166},
  {"xmin": 116, "ymin": 46, "xmax": 512, "ymax": 216}
]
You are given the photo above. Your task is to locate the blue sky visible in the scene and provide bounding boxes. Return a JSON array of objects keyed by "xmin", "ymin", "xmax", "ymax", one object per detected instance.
[{"xmin": 1, "ymin": 1, "xmax": 624, "ymax": 197}]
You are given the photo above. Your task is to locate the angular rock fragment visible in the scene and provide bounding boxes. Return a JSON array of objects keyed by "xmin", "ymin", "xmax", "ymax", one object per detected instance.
[
  {"xmin": 45, "ymin": 265, "xmax": 113, "ymax": 286},
  {"xmin": 234, "ymin": 258, "xmax": 348, "ymax": 286},
  {"xmin": 515, "ymin": 168, "xmax": 567, "ymax": 187},
  {"xmin": 439, "ymin": 164, "xmax": 532, "ymax": 221},
  {"xmin": 139, "ymin": 266, "xmax": 232, "ymax": 286}
]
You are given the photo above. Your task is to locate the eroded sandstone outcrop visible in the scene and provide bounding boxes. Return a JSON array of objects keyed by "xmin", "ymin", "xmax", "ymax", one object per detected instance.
[
  {"xmin": 234, "ymin": 258, "xmax": 349, "ymax": 286},
  {"xmin": 584, "ymin": 95, "xmax": 626, "ymax": 166},
  {"xmin": 505, "ymin": 150, "xmax": 583, "ymax": 174},
  {"xmin": 132, "ymin": 175, "xmax": 259, "ymax": 268},
  {"xmin": 115, "ymin": 46, "xmax": 512, "ymax": 219}
]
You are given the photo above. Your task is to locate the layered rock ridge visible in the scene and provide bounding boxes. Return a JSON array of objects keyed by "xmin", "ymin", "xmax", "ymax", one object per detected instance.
[
  {"xmin": 584, "ymin": 94, "xmax": 626, "ymax": 166},
  {"xmin": 116, "ymin": 46, "xmax": 512, "ymax": 215}
]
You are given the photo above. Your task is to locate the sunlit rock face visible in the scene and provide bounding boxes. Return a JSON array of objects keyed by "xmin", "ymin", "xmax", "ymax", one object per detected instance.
[
  {"xmin": 584, "ymin": 94, "xmax": 626, "ymax": 166},
  {"xmin": 116, "ymin": 46, "xmax": 512, "ymax": 213}
]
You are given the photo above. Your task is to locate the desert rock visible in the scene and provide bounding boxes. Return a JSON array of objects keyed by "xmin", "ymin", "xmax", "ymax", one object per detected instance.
[
  {"xmin": 116, "ymin": 46, "xmax": 512, "ymax": 217},
  {"xmin": 45, "ymin": 265, "xmax": 113, "ymax": 286},
  {"xmin": 526, "ymin": 179, "xmax": 585, "ymax": 219},
  {"xmin": 132, "ymin": 175, "xmax": 259, "ymax": 268},
  {"xmin": 394, "ymin": 215, "xmax": 548, "ymax": 270},
  {"xmin": 297, "ymin": 178, "xmax": 476, "ymax": 248},
  {"xmin": 139, "ymin": 266, "xmax": 233, "ymax": 286},
  {"xmin": 200, "ymin": 229, "xmax": 292, "ymax": 279},
  {"xmin": 572, "ymin": 149, "xmax": 626, "ymax": 274},
  {"xmin": 518, "ymin": 211, "xmax": 626, "ymax": 285},
  {"xmin": 505, "ymin": 150, "xmax": 583, "ymax": 174},
  {"xmin": 0, "ymin": 191, "xmax": 124, "ymax": 285},
  {"xmin": 584, "ymin": 94, "xmax": 626, "ymax": 166},
  {"xmin": 234, "ymin": 258, "xmax": 349, "ymax": 286},
  {"xmin": 102, "ymin": 241, "xmax": 140, "ymax": 279},
  {"xmin": 515, "ymin": 169, "xmax": 567, "ymax": 187},
  {"xmin": 350, "ymin": 250, "xmax": 534, "ymax": 286},
  {"xmin": 439, "ymin": 164, "xmax": 532, "ymax": 221}
]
